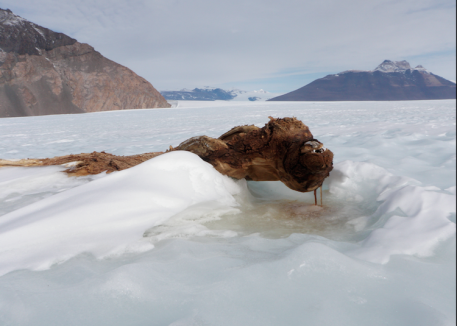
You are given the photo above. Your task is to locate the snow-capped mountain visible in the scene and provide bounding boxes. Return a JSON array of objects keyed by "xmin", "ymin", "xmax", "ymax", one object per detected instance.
[
  {"xmin": 374, "ymin": 60, "xmax": 419, "ymax": 73},
  {"xmin": 161, "ymin": 86, "xmax": 282, "ymax": 101},
  {"xmin": 270, "ymin": 60, "xmax": 456, "ymax": 101},
  {"xmin": 0, "ymin": 8, "xmax": 76, "ymax": 56}
]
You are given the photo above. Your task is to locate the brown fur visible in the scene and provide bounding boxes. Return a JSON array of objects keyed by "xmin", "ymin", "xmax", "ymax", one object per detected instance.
[
  {"xmin": 0, "ymin": 152, "xmax": 163, "ymax": 176},
  {"xmin": 174, "ymin": 117, "xmax": 333, "ymax": 192}
]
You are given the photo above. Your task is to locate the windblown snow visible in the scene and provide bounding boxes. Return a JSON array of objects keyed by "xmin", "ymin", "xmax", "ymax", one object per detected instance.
[{"xmin": 0, "ymin": 100, "xmax": 455, "ymax": 326}]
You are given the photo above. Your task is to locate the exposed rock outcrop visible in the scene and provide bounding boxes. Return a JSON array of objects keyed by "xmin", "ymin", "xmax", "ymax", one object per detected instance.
[
  {"xmin": 269, "ymin": 60, "xmax": 456, "ymax": 101},
  {"xmin": 0, "ymin": 8, "xmax": 170, "ymax": 117},
  {"xmin": 0, "ymin": 117, "xmax": 333, "ymax": 193}
]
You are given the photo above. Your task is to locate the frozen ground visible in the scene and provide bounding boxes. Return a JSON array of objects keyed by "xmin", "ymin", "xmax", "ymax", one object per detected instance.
[{"xmin": 0, "ymin": 100, "xmax": 455, "ymax": 325}]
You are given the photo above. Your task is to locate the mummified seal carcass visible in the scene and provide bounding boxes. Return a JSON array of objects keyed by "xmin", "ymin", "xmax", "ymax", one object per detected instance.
[
  {"xmin": 0, "ymin": 117, "xmax": 333, "ymax": 193},
  {"xmin": 173, "ymin": 117, "xmax": 333, "ymax": 193}
]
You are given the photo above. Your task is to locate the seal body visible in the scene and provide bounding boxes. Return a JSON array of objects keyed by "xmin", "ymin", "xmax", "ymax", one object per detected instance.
[{"xmin": 175, "ymin": 117, "xmax": 333, "ymax": 193}]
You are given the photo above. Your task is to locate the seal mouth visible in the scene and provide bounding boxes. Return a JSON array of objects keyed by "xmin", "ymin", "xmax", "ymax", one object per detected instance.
[
  {"xmin": 313, "ymin": 148, "xmax": 326, "ymax": 153},
  {"xmin": 301, "ymin": 140, "xmax": 326, "ymax": 154}
]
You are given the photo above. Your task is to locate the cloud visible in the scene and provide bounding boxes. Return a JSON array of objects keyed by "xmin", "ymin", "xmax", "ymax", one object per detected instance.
[{"xmin": 2, "ymin": 0, "xmax": 455, "ymax": 92}]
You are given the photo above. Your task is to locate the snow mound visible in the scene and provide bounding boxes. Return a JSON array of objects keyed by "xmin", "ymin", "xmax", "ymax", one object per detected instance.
[
  {"xmin": 0, "ymin": 151, "xmax": 241, "ymax": 276},
  {"xmin": 328, "ymin": 161, "xmax": 456, "ymax": 263}
]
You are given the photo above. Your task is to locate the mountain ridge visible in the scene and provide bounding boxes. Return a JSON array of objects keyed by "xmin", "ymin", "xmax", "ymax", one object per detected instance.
[
  {"xmin": 0, "ymin": 8, "xmax": 170, "ymax": 117},
  {"xmin": 269, "ymin": 60, "xmax": 456, "ymax": 101}
]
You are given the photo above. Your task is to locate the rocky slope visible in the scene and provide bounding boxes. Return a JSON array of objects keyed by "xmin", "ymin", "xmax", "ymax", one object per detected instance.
[
  {"xmin": 269, "ymin": 60, "xmax": 456, "ymax": 101},
  {"xmin": 0, "ymin": 8, "xmax": 170, "ymax": 117}
]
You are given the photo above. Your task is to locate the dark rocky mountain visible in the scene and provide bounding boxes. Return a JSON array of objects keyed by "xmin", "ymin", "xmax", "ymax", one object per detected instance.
[
  {"xmin": 0, "ymin": 8, "xmax": 170, "ymax": 118},
  {"xmin": 269, "ymin": 60, "xmax": 456, "ymax": 101}
]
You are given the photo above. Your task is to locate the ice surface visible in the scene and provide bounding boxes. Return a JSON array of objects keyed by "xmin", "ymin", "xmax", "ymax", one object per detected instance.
[
  {"xmin": 0, "ymin": 151, "xmax": 240, "ymax": 276},
  {"xmin": 0, "ymin": 100, "xmax": 455, "ymax": 325}
]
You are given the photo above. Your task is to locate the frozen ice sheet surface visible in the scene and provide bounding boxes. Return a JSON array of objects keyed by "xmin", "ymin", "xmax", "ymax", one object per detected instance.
[
  {"xmin": 0, "ymin": 100, "xmax": 455, "ymax": 325},
  {"xmin": 0, "ymin": 236, "xmax": 454, "ymax": 326},
  {"xmin": 0, "ymin": 100, "xmax": 454, "ymax": 188}
]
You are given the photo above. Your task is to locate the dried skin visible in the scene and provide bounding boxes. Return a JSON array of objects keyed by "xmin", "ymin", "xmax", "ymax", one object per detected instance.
[
  {"xmin": 0, "ymin": 152, "xmax": 163, "ymax": 176},
  {"xmin": 0, "ymin": 117, "xmax": 333, "ymax": 193},
  {"xmin": 174, "ymin": 117, "xmax": 333, "ymax": 192}
]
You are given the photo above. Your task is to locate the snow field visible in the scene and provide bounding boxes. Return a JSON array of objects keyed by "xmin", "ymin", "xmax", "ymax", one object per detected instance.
[{"xmin": 0, "ymin": 100, "xmax": 455, "ymax": 325}]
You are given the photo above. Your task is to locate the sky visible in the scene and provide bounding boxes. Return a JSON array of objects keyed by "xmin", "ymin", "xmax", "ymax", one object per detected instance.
[{"xmin": 1, "ymin": 0, "xmax": 455, "ymax": 93}]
